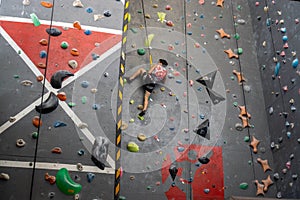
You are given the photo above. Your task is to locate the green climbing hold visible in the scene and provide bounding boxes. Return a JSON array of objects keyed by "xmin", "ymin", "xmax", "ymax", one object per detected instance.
[
  {"xmin": 30, "ymin": 13, "xmax": 41, "ymax": 26},
  {"xmin": 234, "ymin": 33, "xmax": 240, "ymax": 40},
  {"xmin": 147, "ymin": 185, "xmax": 152, "ymax": 190},
  {"xmin": 244, "ymin": 136, "xmax": 250, "ymax": 142},
  {"xmin": 81, "ymin": 96, "xmax": 87, "ymax": 104},
  {"xmin": 32, "ymin": 132, "xmax": 38, "ymax": 139},
  {"xmin": 130, "ymin": 28, "xmax": 138, "ymax": 33},
  {"xmin": 239, "ymin": 182, "xmax": 248, "ymax": 190},
  {"xmin": 127, "ymin": 142, "xmax": 139, "ymax": 152},
  {"xmin": 61, "ymin": 41, "xmax": 69, "ymax": 49},
  {"xmin": 137, "ymin": 48, "xmax": 146, "ymax": 55},
  {"xmin": 13, "ymin": 75, "xmax": 20, "ymax": 78},
  {"xmin": 233, "ymin": 102, "xmax": 238, "ymax": 107},
  {"xmin": 56, "ymin": 168, "xmax": 82, "ymax": 195},
  {"xmin": 119, "ymin": 196, "xmax": 126, "ymax": 200},
  {"xmin": 68, "ymin": 102, "xmax": 76, "ymax": 107},
  {"xmin": 237, "ymin": 5, "xmax": 242, "ymax": 11},
  {"xmin": 230, "ymin": 76, "xmax": 235, "ymax": 80},
  {"xmin": 237, "ymin": 48, "xmax": 243, "ymax": 55}
]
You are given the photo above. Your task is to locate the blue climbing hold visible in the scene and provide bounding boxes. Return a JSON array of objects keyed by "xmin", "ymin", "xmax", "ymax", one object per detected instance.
[
  {"xmin": 266, "ymin": 18, "xmax": 271, "ymax": 26},
  {"xmin": 176, "ymin": 80, "xmax": 182, "ymax": 84},
  {"xmin": 84, "ymin": 30, "xmax": 92, "ymax": 35},
  {"xmin": 287, "ymin": 131, "xmax": 291, "ymax": 139},
  {"xmin": 78, "ymin": 149, "xmax": 85, "ymax": 156},
  {"xmin": 282, "ymin": 35, "xmax": 288, "ymax": 42},
  {"xmin": 86, "ymin": 7, "xmax": 93, "ymax": 13},
  {"xmin": 292, "ymin": 58, "xmax": 298, "ymax": 68},
  {"xmin": 54, "ymin": 121, "xmax": 67, "ymax": 128},
  {"xmin": 199, "ymin": 114, "xmax": 205, "ymax": 119},
  {"xmin": 177, "ymin": 146, "xmax": 185, "ymax": 152},
  {"xmin": 275, "ymin": 62, "xmax": 280, "ymax": 76},
  {"xmin": 280, "ymin": 27, "xmax": 286, "ymax": 33},
  {"xmin": 92, "ymin": 104, "xmax": 100, "ymax": 110},
  {"xmin": 87, "ymin": 172, "xmax": 95, "ymax": 183},
  {"xmin": 81, "ymin": 81, "xmax": 89, "ymax": 88},
  {"xmin": 40, "ymin": 50, "xmax": 47, "ymax": 58}
]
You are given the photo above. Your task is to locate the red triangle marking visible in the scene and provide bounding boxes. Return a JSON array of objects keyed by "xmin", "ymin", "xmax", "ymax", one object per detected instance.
[{"xmin": 1, "ymin": 21, "xmax": 121, "ymax": 80}]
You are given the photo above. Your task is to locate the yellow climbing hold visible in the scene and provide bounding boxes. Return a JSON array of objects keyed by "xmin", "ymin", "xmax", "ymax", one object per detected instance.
[{"xmin": 157, "ymin": 12, "xmax": 166, "ymax": 23}]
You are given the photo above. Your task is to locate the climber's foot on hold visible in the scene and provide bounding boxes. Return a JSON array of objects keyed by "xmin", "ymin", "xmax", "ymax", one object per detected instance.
[
  {"xmin": 124, "ymin": 76, "xmax": 133, "ymax": 84},
  {"xmin": 138, "ymin": 110, "xmax": 146, "ymax": 120}
]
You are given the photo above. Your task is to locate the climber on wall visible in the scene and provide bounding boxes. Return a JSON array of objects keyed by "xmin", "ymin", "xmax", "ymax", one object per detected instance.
[{"xmin": 125, "ymin": 58, "xmax": 168, "ymax": 120}]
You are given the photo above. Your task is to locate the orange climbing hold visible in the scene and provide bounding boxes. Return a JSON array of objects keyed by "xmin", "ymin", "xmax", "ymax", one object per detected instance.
[
  {"xmin": 257, "ymin": 158, "xmax": 272, "ymax": 172},
  {"xmin": 250, "ymin": 136, "xmax": 260, "ymax": 153},
  {"xmin": 57, "ymin": 92, "xmax": 67, "ymax": 101},
  {"xmin": 32, "ymin": 116, "xmax": 42, "ymax": 128},
  {"xmin": 45, "ymin": 173, "xmax": 56, "ymax": 184},
  {"xmin": 224, "ymin": 49, "xmax": 238, "ymax": 59},
  {"xmin": 254, "ymin": 180, "xmax": 265, "ymax": 196},
  {"xmin": 39, "ymin": 39, "xmax": 48, "ymax": 46},
  {"xmin": 233, "ymin": 70, "xmax": 246, "ymax": 84},
  {"xmin": 239, "ymin": 114, "xmax": 250, "ymax": 128},
  {"xmin": 37, "ymin": 63, "xmax": 46, "ymax": 69},
  {"xmin": 216, "ymin": 0, "xmax": 224, "ymax": 8},
  {"xmin": 36, "ymin": 75, "xmax": 44, "ymax": 82},
  {"xmin": 73, "ymin": 21, "xmax": 82, "ymax": 30},
  {"xmin": 262, "ymin": 175, "xmax": 273, "ymax": 192},
  {"xmin": 51, "ymin": 147, "xmax": 62, "ymax": 154},
  {"xmin": 71, "ymin": 48, "xmax": 79, "ymax": 56},
  {"xmin": 216, "ymin": 28, "xmax": 230, "ymax": 38},
  {"xmin": 238, "ymin": 105, "xmax": 251, "ymax": 118},
  {"xmin": 40, "ymin": 1, "xmax": 53, "ymax": 8}
]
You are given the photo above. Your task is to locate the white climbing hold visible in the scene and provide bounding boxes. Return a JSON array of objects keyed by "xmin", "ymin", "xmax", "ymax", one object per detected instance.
[
  {"xmin": 73, "ymin": 0, "xmax": 84, "ymax": 7},
  {"xmin": 94, "ymin": 14, "xmax": 104, "ymax": 21},
  {"xmin": 22, "ymin": 0, "xmax": 30, "ymax": 6},
  {"xmin": 0, "ymin": 173, "xmax": 10, "ymax": 180}
]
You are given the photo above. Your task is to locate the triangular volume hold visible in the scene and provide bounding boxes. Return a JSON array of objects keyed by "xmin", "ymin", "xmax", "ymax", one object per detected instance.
[
  {"xmin": 206, "ymin": 88, "xmax": 225, "ymax": 105},
  {"xmin": 196, "ymin": 70, "xmax": 217, "ymax": 89}
]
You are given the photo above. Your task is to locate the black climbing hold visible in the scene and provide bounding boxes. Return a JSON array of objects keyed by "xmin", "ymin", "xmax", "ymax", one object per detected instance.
[
  {"xmin": 91, "ymin": 136, "xmax": 109, "ymax": 170},
  {"xmin": 278, "ymin": 137, "xmax": 283, "ymax": 143},
  {"xmin": 198, "ymin": 156, "xmax": 210, "ymax": 164},
  {"xmin": 103, "ymin": 10, "xmax": 111, "ymax": 17},
  {"xmin": 35, "ymin": 92, "xmax": 59, "ymax": 114},
  {"xmin": 46, "ymin": 28, "xmax": 62, "ymax": 36},
  {"xmin": 50, "ymin": 70, "xmax": 74, "ymax": 89},
  {"xmin": 169, "ymin": 165, "xmax": 178, "ymax": 181},
  {"xmin": 193, "ymin": 119, "xmax": 210, "ymax": 139}
]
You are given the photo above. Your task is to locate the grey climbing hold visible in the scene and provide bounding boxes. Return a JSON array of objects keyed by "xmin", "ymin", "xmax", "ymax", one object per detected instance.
[
  {"xmin": 46, "ymin": 28, "xmax": 62, "ymax": 36},
  {"xmin": 204, "ymin": 188, "xmax": 210, "ymax": 194},
  {"xmin": 273, "ymin": 173, "xmax": 280, "ymax": 180},
  {"xmin": 81, "ymin": 81, "xmax": 89, "ymax": 88},
  {"xmin": 269, "ymin": 107, "xmax": 274, "ymax": 115},
  {"xmin": 91, "ymin": 136, "xmax": 109, "ymax": 170},
  {"xmin": 276, "ymin": 191, "xmax": 282, "ymax": 199},
  {"xmin": 243, "ymin": 85, "xmax": 251, "ymax": 92},
  {"xmin": 235, "ymin": 123, "xmax": 243, "ymax": 131}
]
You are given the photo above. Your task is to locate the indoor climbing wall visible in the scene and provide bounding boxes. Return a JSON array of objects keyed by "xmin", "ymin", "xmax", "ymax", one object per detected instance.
[
  {"xmin": 0, "ymin": 0, "xmax": 124, "ymax": 199},
  {"xmin": 248, "ymin": 0, "xmax": 300, "ymax": 198},
  {"xmin": 1, "ymin": 0, "xmax": 300, "ymax": 200}
]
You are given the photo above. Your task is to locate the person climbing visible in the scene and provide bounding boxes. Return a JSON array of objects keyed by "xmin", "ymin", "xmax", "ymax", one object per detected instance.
[{"xmin": 126, "ymin": 59, "xmax": 168, "ymax": 120}]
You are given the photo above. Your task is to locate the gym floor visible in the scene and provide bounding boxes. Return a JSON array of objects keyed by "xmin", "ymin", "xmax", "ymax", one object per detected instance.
[{"xmin": 0, "ymin": 0, "xmax": 299, "ymax": 199}]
